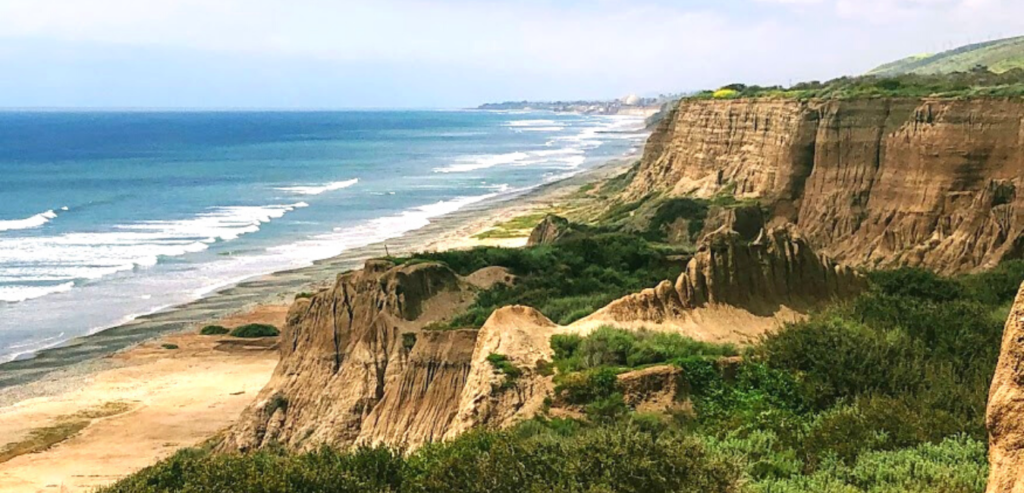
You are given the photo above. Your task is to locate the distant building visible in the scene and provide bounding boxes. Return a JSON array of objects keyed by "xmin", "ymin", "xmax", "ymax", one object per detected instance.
[{"xmin": 621, "ymin": 94, "xmax": 641, "ymax": 106}]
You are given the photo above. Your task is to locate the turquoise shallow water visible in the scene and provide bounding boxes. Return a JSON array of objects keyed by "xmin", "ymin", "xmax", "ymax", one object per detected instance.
[{"xmin": 0, "ymin": 110, "xmax": 646, "ymax": 361}]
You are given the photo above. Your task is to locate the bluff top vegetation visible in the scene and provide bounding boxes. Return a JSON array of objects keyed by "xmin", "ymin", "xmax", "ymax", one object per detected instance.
[{"xmin": 692, "ymin": 66, "xmax": 1024, "ymax": 100}]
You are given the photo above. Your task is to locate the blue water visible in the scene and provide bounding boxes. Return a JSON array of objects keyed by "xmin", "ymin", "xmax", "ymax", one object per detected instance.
[{"xmin": 0, "ymin": 110, "xmax": 647, "ymax": 361}]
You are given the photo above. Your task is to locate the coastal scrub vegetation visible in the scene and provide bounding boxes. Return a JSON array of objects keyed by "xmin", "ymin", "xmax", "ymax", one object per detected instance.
[
  {"xmin": 199, "ymin": 324, "xmax": 229, "ymax": 335},
  {"xmin": 100, "ymin": 420, "xmax": 738, "ymax": 493},
  {"xmin": 540, "ymin": 261, "xmax": 1022, "ymax": 492},
  {"xmin": 98, "ymin": 258, "xmax": 1020, "ymax": 492},
  {"xmin": 408, "ymin": 231, "xmax": 685, "ymax": 326},
  {"xmin": 691, "ymin": 66, "xmax": 1024, "ymax": 100},
  {"xmin": 229, "ymin": 323, "xmax": 280, "ymax": 338}
]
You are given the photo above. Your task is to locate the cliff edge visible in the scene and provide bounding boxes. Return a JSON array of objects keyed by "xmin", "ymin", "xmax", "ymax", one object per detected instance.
[
  {"xmin": 987, "ymin": 281, "xmax": 1024, "ymax": 493},
  {"xmin": 576, "ymin": 225, "xmax": 864, "ymax": 343},
  {"xmin": 627, "ymin": 98, "xmax": 1024, "ymax": 274}
]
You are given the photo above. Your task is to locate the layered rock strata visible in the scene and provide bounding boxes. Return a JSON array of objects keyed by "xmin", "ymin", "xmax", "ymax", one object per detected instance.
[
  {"xmin": 580, "ymin": 225, "xmax": 864, "ymax": 342},
  {"xmin": 223, "ymin": 260, "xmax": 482, "ymax": 452},
  {"xmin": 627, "ymin": 98, "xmax": 1024, "ymax": 274}
]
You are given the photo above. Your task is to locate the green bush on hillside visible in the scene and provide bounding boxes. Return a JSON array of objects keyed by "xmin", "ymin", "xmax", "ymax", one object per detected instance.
[
  {"xmin": 100, "ymin": 421, "xmax": 740, "ymax": 493},
  {"xmin": 551, "ymin": 326, "xmax": 738, "ymax": 373},
  {"xmin": 229, "ymin": 323, "xmax": 280, "ymax": 338},
  {"xmin": 199, "ymin": 325, "xmax": 230, "ymax": 335}
]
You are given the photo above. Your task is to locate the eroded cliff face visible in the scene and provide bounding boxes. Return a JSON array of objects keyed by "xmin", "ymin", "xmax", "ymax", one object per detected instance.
[
  {"xmin": 628, "ymin": 98, "xmax": 1024, "ymax": 274},
  {"xmin": 222, "ymin": 260, "xmax": 560, "ymax": 453},
  {"xmin": 577, "ymin": 225, "xmax": 864, "ymax": 343},
  {"xmin": 987, "ymin": 282, "xmax": 1024, "ymax": 493},
  {"xmin": 222, "ymin": 260, "xmax": 483, "ymax": 452}
]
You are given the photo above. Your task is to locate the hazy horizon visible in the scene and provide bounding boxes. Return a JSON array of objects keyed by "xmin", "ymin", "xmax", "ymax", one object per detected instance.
[{"xmin": 2, "ymin": 0, "xmax": 1024, "ymax": 109}]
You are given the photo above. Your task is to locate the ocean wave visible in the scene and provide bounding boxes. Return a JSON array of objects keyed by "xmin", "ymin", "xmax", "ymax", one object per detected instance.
[
  {"xmin": 434, "ymin": 152, "xmax": 530, "ymax": 173},
  {"xmin": 275, "ymin": 179, "xmax": 359, "ymax": 196},
  {"xmin": 0, "ymin": 209, "xmax": 61, "ymax": 232},
  {"xmin": 504, "ymin": 119, "xmax": 559, "ymax": 127},
  {"xmin": 1, "ymin": 331, "xmax": 68, "ymax": 363},
  {"xmin": 0, "ymin": 282, "xmax": 75, "ymax": 303},
  {"xmin": 512, "ymin": 126, "xmax": 566, "ymax": 133},
  {"xmin": 0, "ymin": 202, "xmax": 308, "ymax": 303},
  {"xmin": 269, "ymin": 186, "xmax": 521, "ymax": 261}
]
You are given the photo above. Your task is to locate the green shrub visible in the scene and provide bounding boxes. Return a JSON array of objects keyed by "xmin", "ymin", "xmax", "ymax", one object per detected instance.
[
  {"xmin": 585, "ymin": 393, "xmax": 629, "ymax": 422},
  {"xmin": 961, "ymin": 259, "xmax": 1024, "ymax": 305},
  {"xmin": 761, "ymin": 316, "xmax": 926, "ymax": 408},
  {"xmin": 535, "ymin": 359, "xmax": 555, "ymax": 377},
  {"xmin": 554, "ymin": 367, "xmax": 621, "ymax": 405},
  {"xmin": 403, "ymin": 421, "xmax": 739, "ymax": 493},
  {"xmin": 551, "ymin": 326, "xmax": 737, "ymax": 373},
  {"xmin": 103, "ymin": 421, "xmax": 741, "ymax": 493},
  {"xmin": 754, "ymin": 435, "xmax": 988, "ymax": 493},
  {"xmin": 294, "ymin": 292, "xmax": 314, "ymax": 300},
  {"xmin": 486, "ymin": 353, "xmax": 522, "ymax": 390},
  {"xmin": 486, "ymin": 353, "xmax": 522, "ymax": 378},
  {"xmin": 161, "ymin": 344, "xmax": 179, "ymax": 350},
  {"xmin": 99, "ymin": 445, "xmax": 406, "ymax": 493},
  {"xmin": 644, "ymin": 198, "xmax": 710, "ymax": 242},
  {"xmin": 402, "ymin": 333, "xmax": 417, "ymax": 352},
  {"xmin": 866, "ymin": 268, "xmax": 964, "ymax": 302},
  {"xmin": 229, "ymin": 324, "xmax": 280, "ymax": 338},
  {"xmin": 199, "ymin": 325, "xmax": 230, "ymax": 336}
]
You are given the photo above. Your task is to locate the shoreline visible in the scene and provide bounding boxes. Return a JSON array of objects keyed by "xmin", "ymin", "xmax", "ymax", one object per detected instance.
[
  {"xmin": 0, "ymin": 148, "xmax": 638, "ymax": 492},
  {"xmin": 0, "ymin": 152, "xmax": 638, "ymax": 397}
]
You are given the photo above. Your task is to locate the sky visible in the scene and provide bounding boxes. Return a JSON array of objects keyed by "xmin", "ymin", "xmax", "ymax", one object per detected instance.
[{"xmin": 0, "ymin": 0, "xmax": 1022, "ymax": 109}]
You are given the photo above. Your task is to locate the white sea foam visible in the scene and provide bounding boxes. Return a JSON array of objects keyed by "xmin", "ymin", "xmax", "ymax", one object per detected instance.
[
  {"xmin": 504, "ymin": 119, "xmax": 559, "ymax": 127},
  {"xmin": 0, "ymin": 282, "xmax": 74, "ymax": 303},
  {"xmin": 433, "ymin": 152, "xmax": 530, "ymax": 173},
  {"xmin": 0, "ymin": 202, "xmax": 307, "ymax": 303},
  {"xmin": 0, "ymin": 209, "xmax": 60, "ymax": 232},
  {"xmin": 275, "ymin": 179, "xmax": 359, "ymax": 196},
  {"xmin": 270, "ymin": 186, "xmax": 520, "ymax": 262}
]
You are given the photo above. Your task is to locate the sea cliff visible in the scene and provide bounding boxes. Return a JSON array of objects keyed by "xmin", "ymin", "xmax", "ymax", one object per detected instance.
[{"xmin": 627, "ymin": 98, "xmax": 1024, "ymax": 274}]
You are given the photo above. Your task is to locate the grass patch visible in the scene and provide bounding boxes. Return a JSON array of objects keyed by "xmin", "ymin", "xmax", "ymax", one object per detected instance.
[
  {"xmin": 0, "ymin": 401, "xmax": 133, "ymax": 464},
  {"xmin": 294, "ymin": 292, "xmax": 314, "ymax": 300},
  {"xmin": 551, "ymin": 326, "xmax": 738, "ymax": 373},
  {"xmin": 473, "ymin": 212, "xmax": 552, "ymax": 240},
  {"xmin": 0, "ymin": 421, "xmax": 90, "ymax": 464},
  {"xmin": 229, "ymin": 324, "xmax": 280, "ymax": 338},
  {"xmin": 161, "ymin": 344, "xmax": 179, "ymax": 350},
  {"xmin": 199, "ymin": 325, "xmax": 230, "ymax": 336}
]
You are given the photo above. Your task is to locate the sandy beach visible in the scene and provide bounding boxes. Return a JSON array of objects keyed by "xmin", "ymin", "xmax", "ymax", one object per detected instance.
[{"xmin": 0, "ymin": 153, "xmax": 638, "ymax": 492}]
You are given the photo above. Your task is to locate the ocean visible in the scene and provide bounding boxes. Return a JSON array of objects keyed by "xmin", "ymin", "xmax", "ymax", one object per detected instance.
[{"xmin": 0, "ymin": 110, "xmax": 647, "ymax": 362}]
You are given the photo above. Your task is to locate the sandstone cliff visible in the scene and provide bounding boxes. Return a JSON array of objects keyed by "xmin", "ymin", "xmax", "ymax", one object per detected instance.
[
  {"xmin": 627, "ymin": 98, "xmax": 1024, "ymax": 274},
  {"xmin": 987, "ymin": 281, "xmax": 1024, "ymax": 493},
  {"xmin": 527, "ymin": 214, "xmax": 573, "ymax": 246},
  {"xmin": 577, "ymin": 225, "xmax": 864, "ymax": 343},
  {"xmin": 222, "ymin": 260, "xmax": 484, "ymax": 452},
  {"xmin": 222, "ymin": 261, "xmax": 559, "ymax": 452}
]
